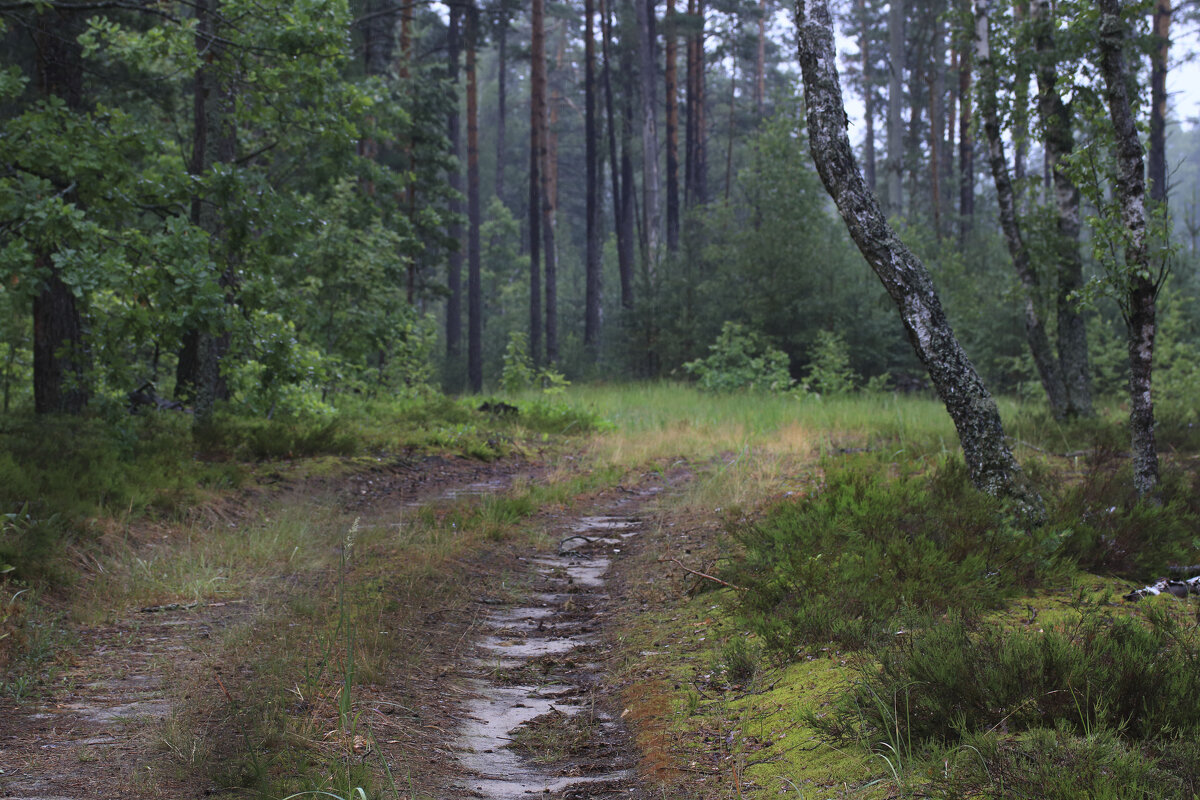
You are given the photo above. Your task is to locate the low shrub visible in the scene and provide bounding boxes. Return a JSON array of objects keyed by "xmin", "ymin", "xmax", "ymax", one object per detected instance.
[
  {"xmin": 1050, "ymin": 455, "xmax": 1200, "ymax": 577},
  {"xmin": 825, "ymin": 607, "xmax": 1200, "ymax": 748},
  {"xmin": 729, "ymin": 457, "xmax": 1061, "ymax": 652}
]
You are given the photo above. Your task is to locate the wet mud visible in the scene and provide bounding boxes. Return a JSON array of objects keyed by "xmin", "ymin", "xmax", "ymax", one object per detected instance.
[{"xmin": 449, "ymin": 500, "xmax": 656, "ymax": 800}]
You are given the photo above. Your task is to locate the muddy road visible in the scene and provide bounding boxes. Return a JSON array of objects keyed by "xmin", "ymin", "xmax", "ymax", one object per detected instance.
[{"xmin": 0, "ymin": 456, "xmax": 677, "ymax": 800}]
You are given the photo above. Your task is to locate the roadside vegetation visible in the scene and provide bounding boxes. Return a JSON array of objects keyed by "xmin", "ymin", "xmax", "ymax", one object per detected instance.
[{"xmin": 4, "ymin": 352, "xmax": 1200, "ymax": 799}]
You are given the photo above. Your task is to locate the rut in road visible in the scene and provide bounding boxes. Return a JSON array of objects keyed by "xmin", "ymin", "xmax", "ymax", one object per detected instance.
[{"xmin": 449, "ymin": 489, "xmax": 660, "ymax": 800}]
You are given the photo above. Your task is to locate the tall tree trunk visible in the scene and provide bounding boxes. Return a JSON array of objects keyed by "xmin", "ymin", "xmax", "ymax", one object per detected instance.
[
  {"xmin": 795, "ymin": 0, "xmax": 1040, "ymax": 513},
  {"xmin": 665, "ymin": 0, "xmax": 680, "ymax": 252},
  {"xmin": 1033, "ymin": 0, "xmax": 1092, "ymax": 418},
  {"xmin": 400, "ymin": 0, "xmax": 417, "ymax": 303},
  {"xmin": 495, "ymin": 9, "xmax": 508, "ymax": 203},
  {"xmin": 529, "ymin": 0, "xmax": 545, "ymax": 365},
  {"xmin": 724, "ymin": 27, "xmax": 738, "ymax": 203},
  {"xmin": 684, "ymin": 0, "xmax": 707, "ymax": 207},
  {"xmin": 976, "ymin": 0, "xmax": 1068, "ymax": 418},
  {"xmin": 32, "ymin": 7, "xmax": 88, "ymax": 414},
  {"xmin": 1011, "ymin": 1, "xmax": 1029, "ymax": 192},
  {"xmin": 1098, "ymin": 0, "xmax": 1162, "ymax": 500},
  {"xmin": 635, "ymin": 0, "xmax": 662, "ymax": 268},
  {"xmin": 543, "ymin": 24, "xmax": 562, "ymax": 364},
  {"xmin": 586, "ymin": 0, "xmax": 603, "ymax": 349},
  {"xmin": 446, "ymin": 3, "xmax": 464, "ymax": 364},
  {"xmin": 885, "ymin": 0, "xmax": 905, "ymax": 215},
  {"xmin": 958, "ymin": 13, "xmax": 975, "ymax": 239},
  {"xmin": 860, "ymin": 0, "xmax": 876, "ymax": 191},
  {"xmin": 601, "ymin": 0, "xmax": 634, "ymax": 310},
  {"xmin": 467, "ymin": 4, "xmax": 483, "ymax": 392},
  {"xmin": 755, "ymin": 0, "xmax": 768, "ymax": 117},
  {"xmin": 946, "ymin": 47, "xmax": 957, "ymax": 219},
  {"xmin": 1149, "ymin": 0, "xmax": 1170, "ymax": 208},
  {"xmin": 180, "ymin": 0, "xmax": 237, "ymax": 424},
  {"xmin": 619, "ymin": 3, "xmax": 638, "ymax": 308}
]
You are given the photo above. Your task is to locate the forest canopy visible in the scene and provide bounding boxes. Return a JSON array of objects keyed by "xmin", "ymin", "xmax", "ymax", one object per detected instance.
[{"xmin": 0, "ymin": 0, "xmax": 1198, "ymax": 435}]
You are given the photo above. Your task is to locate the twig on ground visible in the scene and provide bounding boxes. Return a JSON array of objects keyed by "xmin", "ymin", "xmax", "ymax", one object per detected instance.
[{"xmin": 657, "ymin": 558, "xmax": 746, "ymax": 592}]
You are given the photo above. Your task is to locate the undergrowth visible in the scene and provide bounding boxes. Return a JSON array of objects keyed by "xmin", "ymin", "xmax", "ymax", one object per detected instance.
[{"xmin": 729, "ymin": 456, "xmax": 1064, "ymax": 652}]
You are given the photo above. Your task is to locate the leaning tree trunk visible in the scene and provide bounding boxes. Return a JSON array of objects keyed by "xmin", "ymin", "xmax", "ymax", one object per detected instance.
[
  {"xmin": 1033, "ymin": 0, "xmax": 1092, "ymax": 419},
  {"xmin": 975, "ymin": 0, "xmax": 1068, "ymax": 419},
  {"xmin": 1098, "ymin": 0, "xmax": 1161, "ymax": 500},
  {"xmin": 795, "ymin": 0, "xmax": 1040, "ymax": 514},
  {"xmin": 32, "ymin": 7, "xmax": 89, "ymax": 414}
]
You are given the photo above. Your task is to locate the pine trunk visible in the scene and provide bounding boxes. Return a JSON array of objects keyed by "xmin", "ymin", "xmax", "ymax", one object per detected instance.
[
  {"xmin": 635, "ymin": 0, "xmax": 661, "ymax": 267},
  {"xmin": 958, "ymin": 19, "xmax": 974, "ymax": 239},
  {"xmin": 467, "ymin": 5, "xmax": 483, "ymax": 393},
  {"xmin": 529, "ymin": 0, "xmax": 545, "ymax": 365},
  {"xmin": 795, "ymin": 0, "xmax": 1040, "ymax": 514},
  {"xmin": 495, "ymin": 13, "xmax": 508, "ymax": 203},
  {"xmin": 601, "ymin": 0, "xmax": 633, "ymax": 310},
  {"xmin": 665, "ymin": 0, "xmax": 680, "ymax": 252},
  {"xmin": 1149, "ymin": 0, "xmax": 1170, "ymax": 207},
  {"xmin": 585, "ymin": 0, "xmax": 603, "ymax": 349},
  {"xmin": 543, "ymin": 27, "xmax": 562, "ymax": 364},
  {"xmin": 861, "ymin": 0, "xmax": 876, "ymax": 191},
  {"xmin": 446, "ymin": 3, "xmax": 464, "ymax": 363},
  {"xmin": 618, "ymin": 4, "xmax": 638, "ymax": 308},
  {"xmin": 885, "ymin": 0, "xmax": 904, "ymax": 215}
]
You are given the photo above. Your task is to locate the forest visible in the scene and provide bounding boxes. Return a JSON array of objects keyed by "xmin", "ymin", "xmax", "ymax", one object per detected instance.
[{"xmin": 4, "ymin": 0, "xmax": 1200, "ymax": 798}]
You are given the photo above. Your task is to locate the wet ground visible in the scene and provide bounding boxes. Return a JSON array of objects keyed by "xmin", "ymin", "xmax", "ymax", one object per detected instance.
[
  {"xmin": 0, "ymin": 456, "xmax": 664, "ymax": 800},
  {"xmin": 449, "ymin": 506, "xmax": 654, "ymax": 799}
]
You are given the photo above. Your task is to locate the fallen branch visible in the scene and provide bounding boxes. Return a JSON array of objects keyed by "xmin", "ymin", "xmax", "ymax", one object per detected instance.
[
  {"xmin": 559, "ymin": 534, "xmax": 595, "ymax": 550},
  {"xmin": 657, "ymin": 558, "xmax": 746, "ymax": 592}
]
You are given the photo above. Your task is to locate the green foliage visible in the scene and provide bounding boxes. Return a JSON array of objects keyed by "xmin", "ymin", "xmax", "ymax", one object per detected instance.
[
  {"xmin": 499, "ymin": 332, "xmax": 570, "ymax": 395},
  {"xmin": 729, "ymin": 457, "xmax": 1059, "ymax": 652},
  {"xmin": 683, "ymin": 322, "xmax": 794, "ymax": 393},
  {"xmin": 832, "ymin": 607, "xmax": 1200, "ymax": 746},
  {"xmin": 944, "ymin": 725, "xmax": 1198, "ymax": 800},
  {"xmin": 800, "ymin": 330, "xmax": 864, "ymax": 396}
]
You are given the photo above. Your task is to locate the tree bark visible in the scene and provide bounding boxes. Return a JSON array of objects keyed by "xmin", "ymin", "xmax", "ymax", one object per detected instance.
[
  {"xmin": 601, "ymin": 0, "xmax": 634, "ymax": 310},
  {"xmin": 975, "ymin": 0, "xmax": 1068, "ymax": 418},
  {"xmin": 635, "ymin": 0, "xmax": 662, "ymax": 268},
  {"xmin": 1149, "ymin": 0, "xmax": 1170, "ymax": 208},
  {"xmin": 860, "ymin": 0, "xmax": 876, "ymax": 191},
  {"xmin": 1032, "ymin": 0, "xmax": 1092, "ymax": 418},
  {"xmin": 529, "ymin": 0, "xmax": 545, "ymax": 365},
  {"xmin": 618, "ymin": 2, "xmax": 638, "ymax": 308},
  {"xmin": 755, "ymin": 0, "xmax": 768, "ymax": 117},
  {"xmin": 32, "ymin": 6, "xmax": 88, "ymax": 414},
  {"xmin": 958, "ymin": 13, "xmax": 975, "ymax": 239},
  {"xmin": 1098, "ymin": 0, "xmax": 1161, "ymax": 500},
  {"xmin": 885, "ymin": 0, "xmax": 905, "ymax": 215},
  {"xmin": 446, "ymin": 2, "xmax": 464, "ymax": 363},
  {"xmin": 543, "ymin": 24, "xmax": 562, "ymax": 364},
  {"xmin": 664, "ymin": 0, "xmax": 680, "ymax": 252},
  {"xmin": 495, "ymin": 9, "xmax": 508, "ymax": 204},
  {"xmin": 467, "ymin": 4, "xmax": 483, "ymax": 392},
  {"xmin": 794, "ymin": 0, "xmax": 1040, "ymax": 513},
  {"xmin": 586, "ymin": 0, "xmax": 603, "ymax": 349}
]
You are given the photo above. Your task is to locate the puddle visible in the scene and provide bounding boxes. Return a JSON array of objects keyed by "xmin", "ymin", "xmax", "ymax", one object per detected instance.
[{"xmin": 454, "ymin": 507, "xmax": 645, "ymax": 798}]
